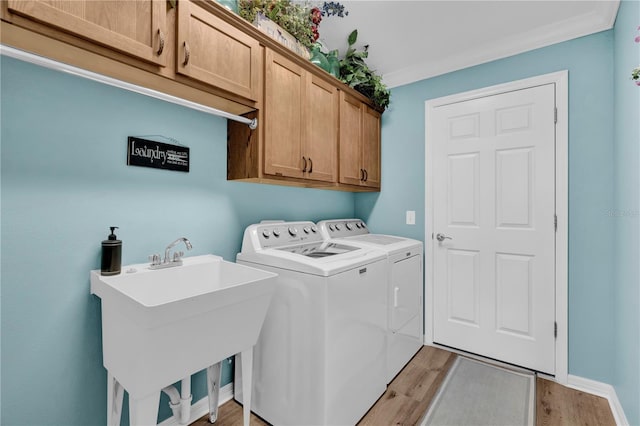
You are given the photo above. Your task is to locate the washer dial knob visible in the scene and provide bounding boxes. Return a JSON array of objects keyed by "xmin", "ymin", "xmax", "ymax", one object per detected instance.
[
  {"xmin": 311, "ymin": 226, "xmax": 318, "ymax": 233},
  {"xmin": 288, "ymin": 227, "xmax": 298, "ymax": 236},
  {"xmin": 273, "ymin": 228, "xmax": 281, "ymax": 237},
  {"xmin": 303, "ymin": 226, "xmax": 311, "ymax": 234},
  {"xmin": 346, "ymin": 223, "xmax": 353, "ymax": 230},
  {"xmin": 335, "ymin": 224, "xmax": 342, "ymax": 231},
  {"xmin": 262, "ymin": 229, "xmax": 271, "ymax": 238}
]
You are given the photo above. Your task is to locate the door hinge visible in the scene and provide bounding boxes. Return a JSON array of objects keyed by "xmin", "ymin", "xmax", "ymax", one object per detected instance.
[
  {"xmin": 554, "ymin": 321, "xmax": 558, "ymax": 338},
  {"xmin": 554, "ymin": 107, "xmax": 558, "ymax": 124},
  {"xmin": 554, "ymin": 214, "xmax": 558, "ymax": 232}
]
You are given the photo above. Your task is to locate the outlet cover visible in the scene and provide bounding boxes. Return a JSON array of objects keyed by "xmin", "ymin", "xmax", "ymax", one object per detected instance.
[{"xmin": 406, "ymin": 210, "xmax": 416, "ymax": 225}]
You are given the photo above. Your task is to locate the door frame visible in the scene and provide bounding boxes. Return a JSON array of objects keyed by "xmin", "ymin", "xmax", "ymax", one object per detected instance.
[{"xmin": 424, "ymin": 71, "xmax": 568, "ymax": 384}]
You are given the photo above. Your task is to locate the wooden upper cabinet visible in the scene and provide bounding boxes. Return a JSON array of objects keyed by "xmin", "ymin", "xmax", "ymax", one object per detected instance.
[
  {"xmin": 339, "ymin": 92, "xmax": 365, "ymax": 186},
  {"xmin": 264, "ymin": 48, "xmax": 337, "ymax": 183},
  {"xmin": 304, "ymin": 74, "xmax": 338, "ymax": 183},
  {"xmin": 339, "ymin": 91, "xmax": 381, "ymax": 189},
  {"xmin": 6, "ymin": 0, "xmax": 168, "ymax": 66},
  {"xmin": 4, "ymin": 0, "xmax": 378, "ymax": 191},
  {"xmin": 264, "ymin": 49, "xmax": 305, "ymax": 178},
  {"xmin": 177, "ymin": 0, "xmax": 260, "ymax": 101},
  {"xmin": 361, "ymin": 105, "xmax": 381, "ymax": 188}
]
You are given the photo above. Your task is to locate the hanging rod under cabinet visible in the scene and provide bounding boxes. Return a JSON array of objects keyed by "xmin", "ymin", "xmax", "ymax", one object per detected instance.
[{"xmin": 0, "ymin": 45, "xmax": 258, "ymax": 130}]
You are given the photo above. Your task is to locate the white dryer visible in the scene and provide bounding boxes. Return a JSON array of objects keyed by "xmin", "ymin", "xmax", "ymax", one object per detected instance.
[
  {"xmin": 318, "ymin": 219, "xmax": 424, "ymax": 383},
  {"xmin": 235, "ymin": 221, "xmax": 387, "ymax": 426}
]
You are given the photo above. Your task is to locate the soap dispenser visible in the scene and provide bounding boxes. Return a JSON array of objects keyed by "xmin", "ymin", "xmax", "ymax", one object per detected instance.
[{"xmin": 101, "ymin": 226, "xmax": 122, "ymax": 276}]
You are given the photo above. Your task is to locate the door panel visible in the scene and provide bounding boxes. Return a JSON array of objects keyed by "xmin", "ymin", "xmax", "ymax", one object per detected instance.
[
  {"xmin": 496, "ymin": 253, "xmax": 534, "ymax": 337},
  {"xmin": 8, "ymin": 0, "xmax": 166, "ymax": 66},
  {"xmin": 432, "ymin": 83, "xmax": 556, "ymax": 374},
  {"xmin": 496, "ymin": 148, "xmax": 534, "ymax": 228},
  {"xmin": 305, "ymin": 76, "xmax": 338, "ymax": 182},
  {"xmin": 446, "ymin": 249, "xmax": 480, "ymax": 326},
  {"xmin": 339, "ymin": 92, "xmax": 363, "ymax": 186},
  {"xmin": 177, "ymin": 0, "xmax": 260, "ymax": 100},
  {"xmin": 362, "ymin": 106, "xmax": 381, "ymax": 188},
  {"xmin": 264, "ymin": 50, "xmax": 305, "ymax": 178},
  {"xmin": 448, "ymin": 153, "xmax": 480, "ymax": 227}
]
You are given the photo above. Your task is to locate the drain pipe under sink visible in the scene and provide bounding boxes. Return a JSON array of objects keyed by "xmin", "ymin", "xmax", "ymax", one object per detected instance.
[
  {"xmin": 180, "ymin": 376, "xmax": 193, "ymax": 423},
  {"xmin": 162, "ymin": 377, "xmax": 193, "ymax": 424}
]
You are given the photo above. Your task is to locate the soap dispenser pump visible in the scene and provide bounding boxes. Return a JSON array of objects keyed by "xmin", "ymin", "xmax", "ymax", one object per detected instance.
[{"xmin": 101, "ymin": 226, "xmax": 122, "ymax": 276}]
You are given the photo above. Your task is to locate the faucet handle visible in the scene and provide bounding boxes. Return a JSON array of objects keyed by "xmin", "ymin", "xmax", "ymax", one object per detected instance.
[
  {"xmin": 148, "ymin": 253, "xmax": 161, "ymax": 266},
  {"xmin": 173, "ymin": 251, "xmax": 185, "ymax": 262}
]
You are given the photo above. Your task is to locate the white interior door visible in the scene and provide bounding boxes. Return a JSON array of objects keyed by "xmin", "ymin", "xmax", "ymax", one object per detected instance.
[{"xmin": 431, "ymin": 83, "xmax": 556, "ymax": 374}]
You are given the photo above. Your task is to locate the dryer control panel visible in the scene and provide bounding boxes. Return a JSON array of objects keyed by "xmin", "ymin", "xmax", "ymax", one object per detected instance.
[{"xmin": 317, "ymin": 219, "xmax": 369, "ymax": 240}]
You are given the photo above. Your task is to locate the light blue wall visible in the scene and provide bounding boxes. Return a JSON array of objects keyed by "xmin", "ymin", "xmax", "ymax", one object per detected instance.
[
  {"xmin": 2, "ymin": 7, "xmax": 637, "ymax": 426},
  {"xmin": 356, "ymin": 30, "xmax": 618, "ymax": 383},
  {"xmin": 613, "ymin": 1, "xmax": 640, "ymax": 424},
  {"xmin": 0, "ymin": 56, "xmax": 355, "ymax": 425}
]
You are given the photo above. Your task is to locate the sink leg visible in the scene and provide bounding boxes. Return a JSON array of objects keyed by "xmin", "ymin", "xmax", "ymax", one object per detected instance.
[
  {"xmin": 129, "ymin": 392, "xmax": 160, "ymax": 426},
  {"xmin": 240, "ymin": 348, "xmax": 253, "ymax": 426},
  {"xmin": 107, "ymin": 372, "xmax": 124, "ymax": 426},
  {"xmin": 206, "ymin": 362, "xmax": 222, "ymax": 423}
]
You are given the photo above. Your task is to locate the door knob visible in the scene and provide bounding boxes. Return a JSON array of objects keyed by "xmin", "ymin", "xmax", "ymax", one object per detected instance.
[{"xmin": 436, "ymin": 233, "xmax": 452, "ymax": 242}]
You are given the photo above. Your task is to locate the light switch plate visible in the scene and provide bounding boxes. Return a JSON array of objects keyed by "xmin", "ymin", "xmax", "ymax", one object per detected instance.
[{"xmin": 406, "ymin": 210, "xmax": 416, "ymax": 225}]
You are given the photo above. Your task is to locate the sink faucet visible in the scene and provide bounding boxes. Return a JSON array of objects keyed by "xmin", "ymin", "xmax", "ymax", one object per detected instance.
[
  {"xmin": 149, "ymin": 237, "xmax": 193, "ymax": 269},
  {"xmin": 164, "ymin": 237, "xmax": 193, "ymax": 263}
]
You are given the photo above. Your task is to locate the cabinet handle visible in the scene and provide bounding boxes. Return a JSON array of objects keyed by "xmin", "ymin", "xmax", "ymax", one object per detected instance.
[
  {"xmin": 302, "ymin": 156, "xmax": 307, "ymax": 173},
  {"xmin": 157, "ymin": 29, "xmax": 165, "ymax": 56},
  {"xmin": 183, "ymin": 41, "xmax": 191, "ymax": 66},
  {"xmin": 363, "ymin": 169, "xmax": 368, "ymax": 182},
  {"xmin": 308, "ymin": 158, "xmax": 313, "ymax": 173}
]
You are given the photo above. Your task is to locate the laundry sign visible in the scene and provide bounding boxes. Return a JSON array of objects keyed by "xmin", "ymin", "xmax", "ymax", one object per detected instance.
[{"xmin": 127, "ymin": 136, "xmax": 189, "ymax": 172}]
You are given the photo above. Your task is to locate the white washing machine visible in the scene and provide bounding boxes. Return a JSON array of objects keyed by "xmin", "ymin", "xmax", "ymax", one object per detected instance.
[
  {"xmin": 318, "ymin": 219, "xmax": 424, "ymax": 383},
  {"xmin": 235, "ymin": 221, "xmax": 387, "ymax": 426}
]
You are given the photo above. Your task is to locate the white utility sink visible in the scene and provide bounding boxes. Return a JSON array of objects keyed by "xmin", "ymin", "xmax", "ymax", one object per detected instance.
[{"xmin": 91, "ymin": 254, "xmax": 277, "ymax": 426}]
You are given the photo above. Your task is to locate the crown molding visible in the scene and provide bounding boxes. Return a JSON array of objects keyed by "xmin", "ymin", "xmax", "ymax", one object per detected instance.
[{"xmin": 384, "ymin": 1, "xmax": 620, "ymax": 89}]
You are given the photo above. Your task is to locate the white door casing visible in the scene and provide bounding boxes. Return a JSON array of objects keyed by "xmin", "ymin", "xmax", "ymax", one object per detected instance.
[{"xmin": 425, "ymin": 72, "xmax": 568, "ymax": 381}]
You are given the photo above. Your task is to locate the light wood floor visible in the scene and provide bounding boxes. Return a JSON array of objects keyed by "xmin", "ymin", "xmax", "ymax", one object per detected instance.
[{"xmin": 193, "ymin": 346, "xmax": 616, "ymax": 426}]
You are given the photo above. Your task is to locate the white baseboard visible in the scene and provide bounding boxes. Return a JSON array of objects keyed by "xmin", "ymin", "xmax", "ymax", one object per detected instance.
[
  {"xmin": 567, "ymin": 375, "xmax": 629, "ymax": 426},
  {"xmin": 158, "ymin": 383, "xmax": 234, "ymax": 426}
]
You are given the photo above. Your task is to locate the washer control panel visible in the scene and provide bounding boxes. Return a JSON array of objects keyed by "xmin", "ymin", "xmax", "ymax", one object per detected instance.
[{"xmin": 256, "ymin": 221, "xmax": 321, "ymax": 248}]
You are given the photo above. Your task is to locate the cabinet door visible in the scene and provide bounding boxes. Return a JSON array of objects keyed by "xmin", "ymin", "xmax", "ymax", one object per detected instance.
[
  {"xmin": 338, "ymin": 91, "xmax": 364, "ymax": 186},
  {"xmin": 361, "ymin": 105, "xmax": 381, "ymax": 188},
  {"xmin": 177, "ymin": 0, "xmax": 260, "ymax": 100},
  {"xmin": 7, "ymin": 0, "xmax": 167, "ymax": 66},
  {"xmin": 264, "ymin": 49, "xmax": 305, "ymax": 179},
  {"xmin": 304, "ymin": 75, "xmax": 338, "ymax": 183}
]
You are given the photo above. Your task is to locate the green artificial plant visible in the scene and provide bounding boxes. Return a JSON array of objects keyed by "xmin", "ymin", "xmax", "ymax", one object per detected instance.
[
  {"xmin": 238, "ymin": 0, "xmax": 315, "ymax": 48},
  {"xmin": 310, "ymin": 42, "xmax": 340, "ymax": 78},
  {"xmin": 339, "ymin": 29, "xmax": 390, "ymax": 111}
]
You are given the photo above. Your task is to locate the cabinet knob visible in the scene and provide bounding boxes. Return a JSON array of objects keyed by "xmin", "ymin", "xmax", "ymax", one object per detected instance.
[
  {"xmin": 157, "ymin": 29, "xmax": 165, "ymax": 56},
  {"xmin": 183, "ymin": 41, "xmax": 191, "ymax": 66}
]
